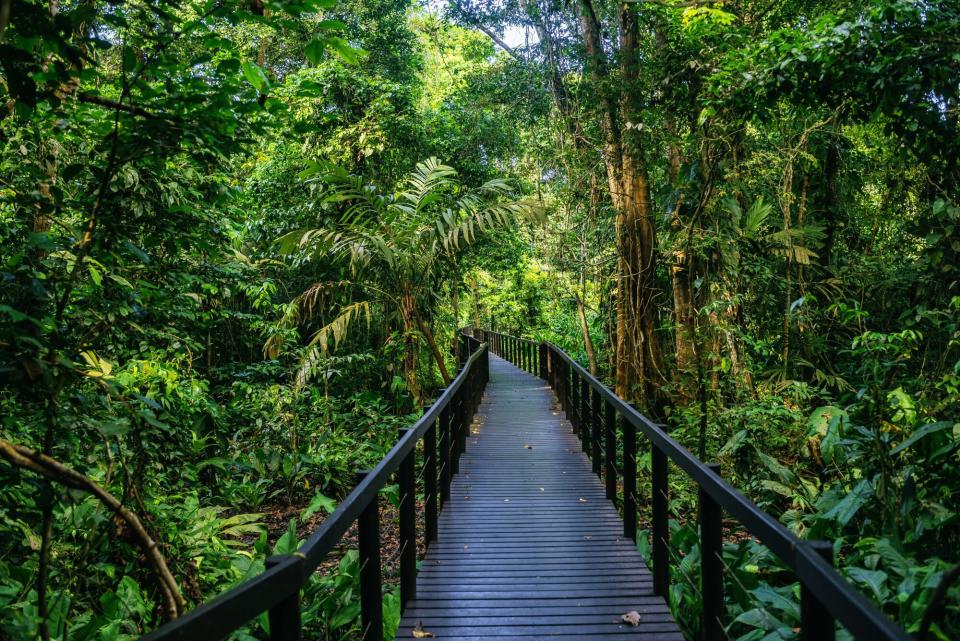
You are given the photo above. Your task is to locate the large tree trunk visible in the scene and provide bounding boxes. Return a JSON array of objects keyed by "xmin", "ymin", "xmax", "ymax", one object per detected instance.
[
  {"xmin": 616, "ymin": 5, "xmax": 666, "ymax": 411},
  {"xmin": 574, "ymin": 0, "xmax": 666, "ymax": 411}
]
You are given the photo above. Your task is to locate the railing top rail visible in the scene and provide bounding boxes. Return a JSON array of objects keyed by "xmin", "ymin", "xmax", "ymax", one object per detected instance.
[
  {"xmin": 487, "ymin": 332, "xmax": 910, "ymax": 641},
  {"xmin": 482, "ymin": 329, "xmax": 538, "ymax": 345},
  {"xmin": 141, "ymin": 336, "xmax": 488, "ymax": 641}
]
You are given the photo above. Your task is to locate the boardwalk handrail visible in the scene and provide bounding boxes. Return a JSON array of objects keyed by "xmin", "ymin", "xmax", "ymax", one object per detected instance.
[
  {"xmin": 141, "ymin": 334, "xmax": 489, "ymax": 641},
  {"xmin": 478, "ymin": 328, "xmax": 913, "ymax": 641}
]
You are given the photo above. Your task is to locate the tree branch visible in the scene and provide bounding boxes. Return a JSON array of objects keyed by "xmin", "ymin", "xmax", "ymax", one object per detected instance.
[
  {"xmin": 449, "ymin": 0, "xmax": 522, "ymax": 61},
  {"xmin": 77, "ymin": 93, "xmax": 171, "ymax": 122},
  {"xmin": 0, "ymin": 439, "xmax": 187, "ymax": 620}
]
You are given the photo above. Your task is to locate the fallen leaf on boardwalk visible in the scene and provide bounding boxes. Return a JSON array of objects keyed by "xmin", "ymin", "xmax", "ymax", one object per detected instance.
[
  {"xmin": 579, "ymin": 497, "xmax": 588, "ymax": 503},
  {"xmin": 621, "ymin": 611, "xmax": 642, "ymax": 626},
  {"xmin": 504, "ymin": 498, "xmax": 510, "ymax": 502},
  {"xmin": 539, "ymin": 487, "xmax": 545, "ymax": 492},
  {"xmin": 412, "ymin": 622, "xmax": 436, "ymax": 638},
  {"xmin": 524, "ymin": 444, "xmax": 533, "ymax": 450}
]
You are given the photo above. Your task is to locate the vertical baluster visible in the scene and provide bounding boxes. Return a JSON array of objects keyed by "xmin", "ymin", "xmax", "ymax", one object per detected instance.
[
  {"xmin": 801, "ymin": 542, "xmax": 836, "ymax": 641},
  {"xmin": 397, "ymin": 429, "xmax": 416, "ymax": 610},
  {"xmin": 547, "ymin": 348, "xmax": 553, "ymax": 387},
  {"xmin": 570, "ymin": 364, "xmax": 579, "ymax": 434},
  {"xmin": 579, "ymin": 377, "xmax": 589, "ymax": 452},
  {"xmin": 652, "ymin": 444, "xmax": 670, "ymax": 598},
  {"xmin": 424, "ymin": 415, "xmax": 438, "ymax": 543},
  {"xmin": 439, "ymin": 402, "xmax": 451, "ymax": 505},
  {"xmin": 605, "ymin": 402, "xmax": 616, "ymax": 502},
  {"xmin": 356, "ymin": 471, "xmax": 384, "ymax": 641},
  {"xmin": 555, "ymin": 357, "xmax": 563, "ymax": 411},
  {"xmin": 623, "ymin": 415, "xmax": 637, "ymax": 542},
  {"xmin": 591, "ymin": 388, "xmax": 601, "ymax": 475},
  {"xmin": 265, "ymin": 556, "xmax": 302, "ymax": 641},
  {"xmin": 450, "ymin": 393, "xmax": 462, "ymax": 475},
  {"xmin": 700, "ymin": 463, "xmax": 724, "ymax": 641}
]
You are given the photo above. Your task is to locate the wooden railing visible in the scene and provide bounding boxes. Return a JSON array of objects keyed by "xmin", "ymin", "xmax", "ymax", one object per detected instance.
[
  {"xmin": 479, "ymin": 328, "xmax": 913, "ymax": 641},
  {"xmin": 141, "ymin": 333, "xmax": 489, "ymax": 641}
]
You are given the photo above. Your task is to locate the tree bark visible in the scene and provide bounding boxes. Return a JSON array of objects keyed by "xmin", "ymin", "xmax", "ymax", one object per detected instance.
[
  {"xmin": 575, "ymin": 293, "xmax": 599, "ymax": 376},
  {"xmin": 417, "ymin": 314, "xmax": 452, "ymax": 385},
  {"xmin": 615, "ymin": 4, "xmax": 666, "ymax": 411}
]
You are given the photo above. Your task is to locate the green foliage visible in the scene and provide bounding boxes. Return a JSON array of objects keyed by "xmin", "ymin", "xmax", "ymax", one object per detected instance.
[{"xmin": 2, "ymin": 0, "xmax": 959, "ymax": 639}]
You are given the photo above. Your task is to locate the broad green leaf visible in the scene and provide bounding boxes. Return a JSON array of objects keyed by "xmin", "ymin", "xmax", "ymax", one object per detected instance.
[
  {"xmin": 241, "ymin": 61, "xmax": 269, "ymax": 92},
  {"xmin": 301, "ymin": 492, "xmax": 337, "ymax": 523}
]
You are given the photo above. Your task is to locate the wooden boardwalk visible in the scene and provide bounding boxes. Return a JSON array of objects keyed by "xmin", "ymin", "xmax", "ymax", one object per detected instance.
[{"xmin": 396, "ymin": 355, "xmax": 682, "ymax": 640}]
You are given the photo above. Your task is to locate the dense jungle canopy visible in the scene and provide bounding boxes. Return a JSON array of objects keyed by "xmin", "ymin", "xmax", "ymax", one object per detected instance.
[{"xmin": 1, "ymin": 0, "xmax": 959, "ymax": 639}]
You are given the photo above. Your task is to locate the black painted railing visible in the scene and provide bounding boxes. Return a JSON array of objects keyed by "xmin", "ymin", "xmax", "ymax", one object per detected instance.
[
  {"xmin": 141, "ymin": 333, "xmax": 489, "ymax": 641},
  {"xmin": 479, "ymin": 328, "xmax": 913, "ymax": 641}
]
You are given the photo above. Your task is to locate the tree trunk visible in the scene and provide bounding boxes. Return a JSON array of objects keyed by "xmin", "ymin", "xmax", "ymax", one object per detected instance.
[
  {"xmin": 615, "ymin": 5, "xmax": 666, "ymax": 411},
  {"xmin": 820, "ymin": 141, "xmax": 839, "ymax": 267},
  {"xmin": 575, "ymin": 293, "xmax": 598, "ymax": 376},
  {"xmin": 417, "ymin": 314, "xmax": 452, "ymax": 386}
]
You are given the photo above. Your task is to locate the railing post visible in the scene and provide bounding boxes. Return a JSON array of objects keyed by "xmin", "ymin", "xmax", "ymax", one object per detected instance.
[
  {"xmin": 801, "ymin": 541, "xmax": 836, "ymax": 641},
  {"xmin": 652, "ymin": 444, "xmax": 670, "ymax": 598},
  {"xmin": 397, "ymin": 428, "xmax": 416, "ymax": 610},
  {"xmin": 547, "ymin": 348, "xmax": 553, "ymax": 387},
  {"xmin": 424, "ymin": 413, "xmax": 438, "ymax": 543},
  {"xmin": 556, "ymin": 357, "xmax": 563, "ymax": 411},
  {"xmin": 450, "ymin": 392, "xmax": 466, "ymax": 478},
  {"xmin": 605, "ymin": 401, "xmax": 616, "ymax": 502},
  {"xmin": 459, "ymin": 386, "xmax": 469, "ymax": 457},
  {"xmin": 591, "ymin": 388, "xmax": 601, "ymax": 476},
  {"xmin": 265, "ymin": 556, "xmax": 302, "ymax": 641},
  {"xmin": 356, "ymin": 471, "xmax": 384, "ymax": 641},
  {"xmin": 539, "ymin": 343, "xmax": 547, "ymax": 380},
  {"xmin": 572, "ymin": 366, "xmax": 581, "ymax": 434},
  {"xmin": 623, "ymin": 414, "xmax": 637, "ymax": 542},
  {"xmin": 700, "ymin": 463, "xmax": 724, "ymax": 641},
  {"xmin": 439, "ymin": 402, "xmax": 451, "ymax": 506},
  {"xmin": 451, "ymin": 393, "xmax": 462, "ymax": 475},
  {"xmin": 579, "ymin": 377, "xmax": 589, "ymax": 453}
]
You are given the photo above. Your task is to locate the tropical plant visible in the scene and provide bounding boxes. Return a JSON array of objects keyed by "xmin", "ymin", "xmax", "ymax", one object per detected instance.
[{"xmin": 271, "ymin": 157, "xmax": 541, "ymax": 400}]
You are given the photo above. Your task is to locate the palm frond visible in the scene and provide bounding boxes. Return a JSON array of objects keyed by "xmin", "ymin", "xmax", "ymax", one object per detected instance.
[{"xmin": 295, "ymin": 301, "xmax": 372, "ymax": 387}]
